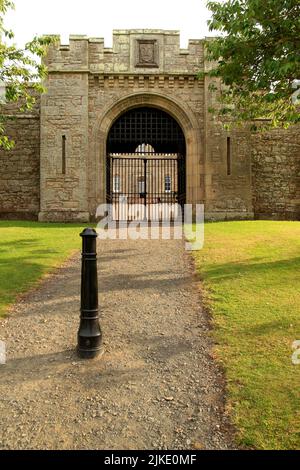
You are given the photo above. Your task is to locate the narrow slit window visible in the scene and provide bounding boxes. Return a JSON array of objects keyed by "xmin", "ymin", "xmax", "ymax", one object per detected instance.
[
  {"xmin": 227, "ymin": 136, "xmax": 231, "ymax": 176},
  {"xmin": 62, "ymin": 135, "xmax": 66, "ymax": 174}
]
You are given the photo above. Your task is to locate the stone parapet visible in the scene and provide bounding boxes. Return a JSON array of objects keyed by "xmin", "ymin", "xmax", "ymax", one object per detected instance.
[{"xmin": 45, "ymin": 30, "xmax": 204, "ymax": 75}]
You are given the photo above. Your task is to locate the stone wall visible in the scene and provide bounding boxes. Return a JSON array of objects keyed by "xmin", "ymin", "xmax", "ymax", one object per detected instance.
[
  {"xmin": 40, "ymin": 31, "xmax": 206, "ymax": 220},
  {"xmin": 0, "ymin": 30, "xmax": 299, "ymax": 222},
  {"xmin": 251, "ymin": 126, "xmax": 300, "ymax": 220},
  {"xmin": 0, "ymin": 98, "xmax": 40, "ymax": 219},
  {"xmin": 41, "ymin": 30, "xmax": 255, "ymax": 221},
  {"xmin": 203, "ymin": 66, "xmax": 253, "ymax": 220},
  {"xmin": 39, "ymin": 70, "xmax": 89, "ymax": 222}
]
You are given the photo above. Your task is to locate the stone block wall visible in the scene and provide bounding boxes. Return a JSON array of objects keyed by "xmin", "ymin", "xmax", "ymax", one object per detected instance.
[
  {"xmin": 204, "ymin": 124, "xmax": 253, "ymax": 220},
  {"xmin": 203, "ymin": 71, "xmax": 253, "ymax": 220},
  {"xmin": 0, "ymin": 98, "xmax": 40, "ymax": 219},
  {"xmin": 251, "ymin": 126, "xmax": 300, "ymax": 220},
  {"xmin": 0, "ymin": 30, "xmax": 299, "ymax": 222},
  {"xmin": 39, "ymin": 43, "xmax": 90, "ymax": 221},
  {"xmin": 42, "ymin": 31, "xmax": 206, "ymax": 219}
]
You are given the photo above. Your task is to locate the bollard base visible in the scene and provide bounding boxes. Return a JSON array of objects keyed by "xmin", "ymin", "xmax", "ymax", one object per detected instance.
[{"xmin": 77, "ymin": 346, "xmax": 104, "ymax": 360}]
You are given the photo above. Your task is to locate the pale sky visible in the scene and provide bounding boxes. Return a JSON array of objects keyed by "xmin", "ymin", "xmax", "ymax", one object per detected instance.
[{"xmin": 5, "ymin": 0, "xmax": 212, "ymax": 48}]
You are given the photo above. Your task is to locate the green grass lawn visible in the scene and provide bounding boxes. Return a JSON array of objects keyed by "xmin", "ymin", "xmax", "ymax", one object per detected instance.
[
  {"xmin": 0, "ymin": 221, "xmax": 86, "ymax": 318},
  {"xmin": 192, "ymin": 220, "xmax": 300, "ymax": 450}
]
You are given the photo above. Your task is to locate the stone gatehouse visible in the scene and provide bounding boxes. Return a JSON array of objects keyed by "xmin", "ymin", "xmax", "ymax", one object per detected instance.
[{"xmin": 0, "ymin": 29, "xmax": 299, "ymax": 221}]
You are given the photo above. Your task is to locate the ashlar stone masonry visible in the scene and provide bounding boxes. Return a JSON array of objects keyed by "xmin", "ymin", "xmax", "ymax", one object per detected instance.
[{"xmin": 0, "ymin": 30, "xmax": 299, "ymax": 221}]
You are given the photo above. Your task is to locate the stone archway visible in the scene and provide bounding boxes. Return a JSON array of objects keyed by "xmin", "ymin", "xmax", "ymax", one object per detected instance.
[{"xmin": 91, "ymin": 92, "xmax": 203, "ymax": 216}]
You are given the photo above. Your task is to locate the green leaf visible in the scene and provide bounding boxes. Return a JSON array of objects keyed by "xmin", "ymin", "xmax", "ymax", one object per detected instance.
[
  {"xmin": 0, "ymin": 1, "xmax": 56, "ymax": 149},
  {"xmin": 201, "ymin": 0, "xmax": 300, "ymax": 129}
]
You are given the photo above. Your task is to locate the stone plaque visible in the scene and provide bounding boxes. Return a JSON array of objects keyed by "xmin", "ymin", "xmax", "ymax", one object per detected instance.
[{"xmin": 136, "ymin": 40, "xmax": 158, "ymax": 68}]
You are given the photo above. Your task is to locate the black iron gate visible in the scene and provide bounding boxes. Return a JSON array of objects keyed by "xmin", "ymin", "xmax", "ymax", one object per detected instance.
[{"xmin": 106, "ymin": 153, "xmax": 185, "ymax": 221}]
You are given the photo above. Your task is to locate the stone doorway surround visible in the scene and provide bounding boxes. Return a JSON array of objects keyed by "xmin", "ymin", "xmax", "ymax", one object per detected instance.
[{"xmin": 93, "ymin": 92, "xmax": 203, "ymax": 214}]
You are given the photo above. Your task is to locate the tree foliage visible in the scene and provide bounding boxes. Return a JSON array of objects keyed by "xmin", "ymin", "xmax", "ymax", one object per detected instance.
[
  {"xmin": 0, "ymin": 0, "xmax": 55, "ymax": 149},
  {"xmin": 204, "ymin": 0, "xmax": 300, "ymax": 129}
]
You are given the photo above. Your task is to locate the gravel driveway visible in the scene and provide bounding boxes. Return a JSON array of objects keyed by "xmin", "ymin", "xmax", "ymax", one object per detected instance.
[{"xmin": 0, "ymin": 233, "xmax": 235, "ymax": 449}]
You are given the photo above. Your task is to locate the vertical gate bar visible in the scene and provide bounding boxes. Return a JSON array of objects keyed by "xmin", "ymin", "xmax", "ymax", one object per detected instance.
[
  {"xmin": 112, "ymin": 157, "xmax": 115, "ymax": 220},
  {"xmin": 144, "ymin": 158, "xmax": 147, "ymax": 221},
  {"xmin": 157, "ymin": 158, "xmax": 159, "ymax": 220},
  {"xmin": 178, "ymin": 154, "xmax": 180, "ymax": 208},
  {"xmin": 118, "ymin": 158, "xmax": 120, "ymax": 221},
  {"xmin": 122, "ymin": 157, "xmax": 124, "ymax": 220},
  {"xmin": 115, "ymin": 158, "xmax": 117, "ymax": 221},
  {"xmin": 173, "ymin": 158, "xmax": 176, "ymax": 220},
  {"xmin": 120, "ymin": 157, "xmax": 123, "ymax": 221},
  {"xmin": 130, "ymin": 157, "xmax": 132, "ymax": 221},
  {"xmin": 136, "ymin": 157, "xmax": 138, "ymax": 221},
  {"xmin": 169, "ymin": 158, "xmax": 171, "ymax": 206},
  {"xmin": 111, "ymin": 157, "xmax": 113, "ymax": 219},
  {"xmin": 116, "ymin": 157, "xmax": 118, "ymax": 221},
  {"xmin": 125, "ymin": 157, "xmax": 127, "ymax": 221},
  {"xmin": 158, "ymin": 158, "xmax": 160, "ymax": 213},
  {"xmin": 121, "ymin": 157, "xmax": 123, "ymax": 221},
  {"xmin": 135, "ymin": 157, "xmax": 137, "ymax": 221},
  {"xmin": 140, "ymin": 157, "xmax": 142, "ymax": 221},
  {"xmin": 114, "ymin": 158, "xmax": 117, "ymax": 221},
  {"xmin": 111, "ymin": 155, "xmax": 113, "ymax": 206},
  {"xmin": 173, "ymin": 158, "xmax": 175, "ymax": 203},
  {"xmin": 157, "ymin": 158, "xmax": 159, "ymax": 205},
  {"xmin": 169, "ymin": 158, "xmax": 171, "ymax": 204},
  {"xmin": 149, "ymin": 158, "xmax": 151, "ymax": 220},
  {"xmin": 126, "ymin": 157, "xmax": 128, "ymax": 221},
  {"xmin": 123, "ymin": 157, "xmax": 126, "ymax": 221}
]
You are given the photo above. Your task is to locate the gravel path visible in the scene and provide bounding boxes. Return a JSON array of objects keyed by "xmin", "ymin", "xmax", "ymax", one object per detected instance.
[{"xmin": 0, "ymin": 233, "xmax": 235, "ymax": 450}]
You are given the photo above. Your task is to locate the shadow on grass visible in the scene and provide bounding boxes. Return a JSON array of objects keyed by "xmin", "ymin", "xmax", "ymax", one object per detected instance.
[
  {"xmin": 0, "ymin": 238, "xmax": 40, "ymax": 251},
  {"xmin": 0, "ymin": 237, "xmax": 62, "ymax": 256},
  {"xmin": 244, "ymin": 319, "xmax": 292, "ymax": 336},
  {"xmin": 202, "ymin": 257, "xmax": 300, "ymax": 282}
]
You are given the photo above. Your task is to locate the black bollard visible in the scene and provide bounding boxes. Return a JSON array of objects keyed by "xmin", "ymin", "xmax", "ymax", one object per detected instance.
[{"xmin": 77, "ymin": 228, "xmax": 102, "ymax": 359}]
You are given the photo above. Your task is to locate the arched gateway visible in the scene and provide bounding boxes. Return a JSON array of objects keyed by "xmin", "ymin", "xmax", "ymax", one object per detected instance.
[
  {"xmin": 95, "ymin": 91, "xmax": 202, "ymax": 219},
  {"xmin": 34, "ymin": 30, "xmax": 255, "ymax": 222},
  {"xmin": 106, "ymin": 107, "xmax": 186, "ymax": 220}
]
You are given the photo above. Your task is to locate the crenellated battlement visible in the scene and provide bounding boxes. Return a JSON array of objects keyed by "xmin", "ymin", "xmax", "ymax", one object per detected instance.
[{"xmin": 44, "ymin": 29, "xmax": 205, "ymax": 75}]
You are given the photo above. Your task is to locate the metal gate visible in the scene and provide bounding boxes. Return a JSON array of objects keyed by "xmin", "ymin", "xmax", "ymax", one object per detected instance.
[{"xmin": 106, "ymin": 153, "xmax": 185, "ymax": 221}]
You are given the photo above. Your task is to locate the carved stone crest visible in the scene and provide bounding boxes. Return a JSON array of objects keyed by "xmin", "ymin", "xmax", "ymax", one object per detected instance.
[
  {"xmin": 136, "ymin": 40, "xmax": 158, "ymax": 68},
  {"xmin": 139, "ymin": 42, "xmax": 154, "ymax": 64}
]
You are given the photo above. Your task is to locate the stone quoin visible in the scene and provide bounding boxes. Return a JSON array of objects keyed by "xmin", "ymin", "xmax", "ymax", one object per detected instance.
[{"xmin": 0, "ymin": 30, "xmax": 299, "ymax": 221}]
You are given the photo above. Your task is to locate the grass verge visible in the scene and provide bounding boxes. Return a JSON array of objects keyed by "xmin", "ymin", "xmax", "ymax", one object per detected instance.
[
  {"xmin": 192, "ymin": 221, "xmax": 300, "ymax": 449},
  {"xmin": 0, "ymin": 221, "xmax": 86, "ymax": 318}
]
